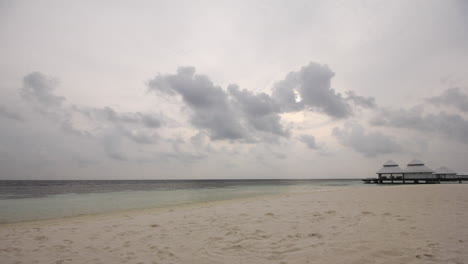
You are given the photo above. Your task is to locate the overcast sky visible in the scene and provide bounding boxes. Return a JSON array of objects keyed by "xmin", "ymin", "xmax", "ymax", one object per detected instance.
[{"xmin": 1, "ymin": 0, "xmax": 467, "ymax": 179}]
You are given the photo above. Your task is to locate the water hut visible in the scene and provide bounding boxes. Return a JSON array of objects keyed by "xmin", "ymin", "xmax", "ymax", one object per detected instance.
[
  {"xmin": 363, "ymin": 159, "xmax": 467, "ymax": 184},
  {"xmin": 403, "ymin": 159, "xmax": 434, "ymax": 179},
  {"xmin": 433, "ymin": 166, "xmax": 457, "ymax": 179},
  {"xmin": 376, "ymin": 160, "xmax": 404, "ymax": 181}
]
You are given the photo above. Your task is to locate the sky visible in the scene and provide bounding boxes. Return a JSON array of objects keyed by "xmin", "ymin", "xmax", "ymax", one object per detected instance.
[{"xmin": 0, "ymin": 0, "xmax": 467, "ymax": 180}]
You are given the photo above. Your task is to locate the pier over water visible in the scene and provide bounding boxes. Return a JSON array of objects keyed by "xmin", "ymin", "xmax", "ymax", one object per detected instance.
[{"xmin": 363, "ymin": 159, "xmax": 467, "ymax": 184}]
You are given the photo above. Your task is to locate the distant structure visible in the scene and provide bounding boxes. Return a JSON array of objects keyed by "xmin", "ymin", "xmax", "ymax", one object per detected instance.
[
  {"xmin": 433, "ymin": 167, "xmax": 457, "ymax": 179},
  {"xmin": 376, "ymin": 160, "xmax": 403, "ymax": 179},
  {"xmin": 404, "ymin": 159, "xmax": 434, "ymax": 179},
  {"xmin": 364, "ymin": 159, "xmax": 466, "ymax": 184}
]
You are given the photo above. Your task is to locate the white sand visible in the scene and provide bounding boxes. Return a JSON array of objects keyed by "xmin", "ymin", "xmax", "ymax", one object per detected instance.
[{"xmin": 1, "ymin": 184, "xmax": 467, "ymax": 264}]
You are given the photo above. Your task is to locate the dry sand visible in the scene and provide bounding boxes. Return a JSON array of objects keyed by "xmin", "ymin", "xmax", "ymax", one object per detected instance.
[{"xmin": 1, "ymin": 184, "xmax": 467, "ymax": 264}]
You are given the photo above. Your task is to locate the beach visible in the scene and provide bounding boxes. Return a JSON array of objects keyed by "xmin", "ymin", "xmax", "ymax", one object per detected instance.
[{"xmin": 1, "ymin": 184, "xmax": 467, "ymax": 264}]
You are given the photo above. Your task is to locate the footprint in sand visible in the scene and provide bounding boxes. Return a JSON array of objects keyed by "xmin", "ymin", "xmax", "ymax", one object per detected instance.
[
  {"xmin": 62, "ymin": 239, "xmax": 73, "ymax": 245},
  {"xmin": 416, "ymin": 254, "xmax": 434, "ymax": 259},
  {"xmin": 287, "ymin": 233, "xmax": 303, "ymax": 239},
  {"xmin": 307, "ymin": 233, "xmax": 323, "ymax": 239},
  {"xmin": 54, "ymin": 259, "xmax": 73, "ymax": 264},
  {"xmin": 34, "ymin": 235, "xmax": 48, "ymax": 241},
  {"xmin": 361, "ymin": 211, "xmax": 374, "ymax": 215}
]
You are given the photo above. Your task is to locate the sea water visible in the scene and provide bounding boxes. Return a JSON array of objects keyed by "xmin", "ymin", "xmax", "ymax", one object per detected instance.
[{"xmin": 0, "ymin": 179, "xmax": 362, "ymax": 223}]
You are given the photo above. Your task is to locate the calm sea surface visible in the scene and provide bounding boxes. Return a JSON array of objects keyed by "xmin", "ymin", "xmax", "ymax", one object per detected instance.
[{"xmin": 0, "ymin": 179, "xmax": 362, "ymax": 223}]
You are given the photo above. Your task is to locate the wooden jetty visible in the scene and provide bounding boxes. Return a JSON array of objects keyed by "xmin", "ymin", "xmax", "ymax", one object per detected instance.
[{"xmin": 363, "ymin": 159, "xmax": 468, "ymax": 184}]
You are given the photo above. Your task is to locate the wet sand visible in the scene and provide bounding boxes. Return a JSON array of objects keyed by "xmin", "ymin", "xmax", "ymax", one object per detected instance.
[{"xmin": 1, "ymin": 184, "xmax": 467, "ymax": 264}]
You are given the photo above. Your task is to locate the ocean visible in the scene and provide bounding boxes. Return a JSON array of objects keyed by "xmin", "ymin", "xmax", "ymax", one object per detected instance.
[{"xmin": 0, "ymin": 179, "xmax": 362, "ymax": 223}]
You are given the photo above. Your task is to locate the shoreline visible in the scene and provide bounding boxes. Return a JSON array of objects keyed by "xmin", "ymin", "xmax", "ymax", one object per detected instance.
[
  {"xmin": 0, "ymin": 185, "xmax": 369, "ymax": 226},
  {"xmin": 1, "ymin": 184, "xmax": 467, "ymax": 263},
  {"xmin": 0, "ymin": 185, "xmax": 359, "ymax": 226}
]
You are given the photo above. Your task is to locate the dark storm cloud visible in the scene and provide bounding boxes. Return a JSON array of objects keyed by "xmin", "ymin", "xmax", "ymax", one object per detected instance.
[
  {"xmin": 21, "ymin": 72, "xmax": 65, "ymax": 107},
  {"xmin": 332, "ymin": 123, "xmax": 401, "ymax": 157},
  {"xmin": 272, "ymin": 62, "xmax": 352, "ymax": 118},
  {"xmin": 370, "ymin": 107, "xmax": 468, "ymax": 144},
  {"xmin": 228, "ymin": 84, "xmax": 289, "ymax": 137},
  {"xmin": 345, "ymin": 91, "xmax": 376, "ymax": 109},
  {"xmin": 299, "ymin": 134, "xmax": 320, "ymax": 149},
  {"xmin": 0, "ymin": 106, "xmax": 24, "ymax": 121},
  {"xmin": 427, "ymin": 87, "xmax": 468, "ymax": 112},
  {"xmin": 147, "ymin": 66, "xmax": 290, "ymax": 141}
]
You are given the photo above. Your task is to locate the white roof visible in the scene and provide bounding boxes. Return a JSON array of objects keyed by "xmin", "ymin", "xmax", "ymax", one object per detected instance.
[
  {"xmin": 404, "ymin": 164, "xmax": 433, "ymax": 173},
  {"xmin": 377, "ymin": 166, "xmax": 404, "ymax": 174},
  {"xmin": 408, "ymin": 159, "xmax": 425, "ymax": 166},
  {"xmin": 383, "ymin": 160, "xmax": 398, "ymax": 167},
  {"xmin": 433, "ymin": 166, "xmax": 457, "ymax": 175}
]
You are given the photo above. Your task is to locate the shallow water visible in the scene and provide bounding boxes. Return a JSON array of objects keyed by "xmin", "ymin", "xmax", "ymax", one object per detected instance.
[{"xmin": 0, "ymin": 179, "xmax": 362, "ymax": 223}]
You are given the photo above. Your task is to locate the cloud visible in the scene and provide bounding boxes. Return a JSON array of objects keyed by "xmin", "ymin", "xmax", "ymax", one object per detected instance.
[
  {"xmin": 272, "ymin": 62, "xmax": 352, "ymax": 118},
  {"xmin": 228, "ymin": 84, "xmax": 288, "ymax": 137},
  {"xmin": 147, "ymin": 62, "xmax": 370, "ymax": 144},
  {"xmin": 370, "ymin": 107, "xmax": 468, "ymax": 144},
  {"xmin": 148, "ymin": 66, "xmax": 291, "ymax": 141},
  {"xmin": 345, "ymin": 91, "xmax": 376, "ymax": 109},
  {"xmin": 20, "ymin": 72, "xmax": 165, "ymax": 133},
  {"xmin": 20, "ymin": 72, "xmax": 65, "ymax": 107},
  {"xmin": 147, "ymin": 62, "xmax": 362, "ymax": 143},
  {"xmin": 0, "ymin": 106, "xmax": 24, "ymax": 121},
  {"xmin": 73, "ymin": 108, "xmax": 163, "ymax": 158},
  {"xmin": 299, "ymin": 134, "xmax": 320, "ymax": 149},
  {"xmin": 19, "ymin": 72, "xmax": 166, "ymax": 161},
  {"xmin": 155, "ymin": 151, "xmax": 207, "ymax": 164},
  {"xmin": 332, "ymin": 123, "xmax": 401, "ymax": 157},
  {"xmin": 121, "ymin": 128, "xmax": 158, "ymax": 145},
  {"xmin": 427, "ymin": 87, "xmax": 468, "ymax": 112},
  {"xmin": 148, "ymin": 67, "xmax": 246, "ymax": 140},
  {"xmin": 75, "ymin": 106, "xmax": 163, "ymax": 129}
]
